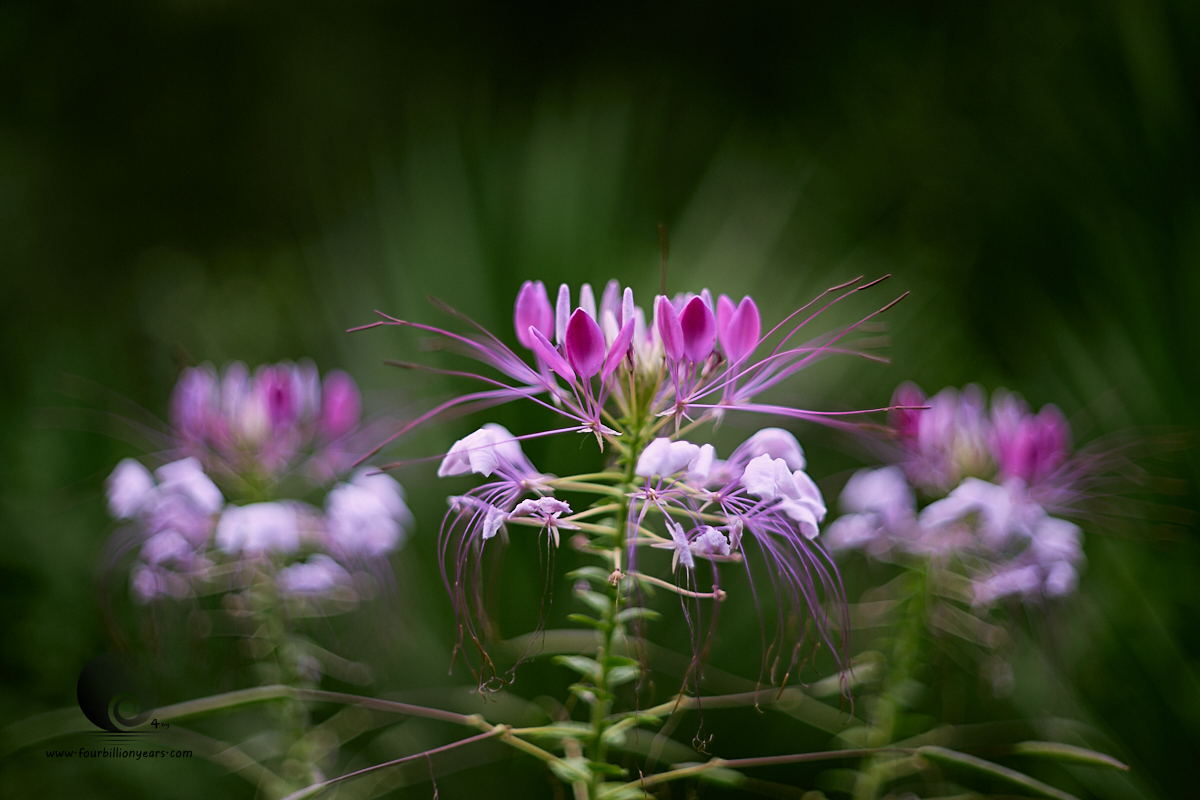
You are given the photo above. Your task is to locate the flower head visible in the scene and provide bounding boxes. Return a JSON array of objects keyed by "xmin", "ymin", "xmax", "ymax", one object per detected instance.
[
  {"xmin": 360, "ymin": 276, "xmax": 901, "ymax": 688},
  {"xmin": 103, "ymin": 361, "xmax": 407, "ymax": 607},
  {"xmin": 831, "ymin": 382, "xmax": 1094, "ymax": 606}
]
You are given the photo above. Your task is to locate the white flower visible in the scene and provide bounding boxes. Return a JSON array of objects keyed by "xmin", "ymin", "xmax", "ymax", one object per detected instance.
[
  {"xmin": 154, "ymin": 458, "xmax": 224, "ymax": 515},
  {"xmin": 690, "ymin": 526, "xmax": 731, "ymax": 557},
  {"xmin": 130, "ymin": 564, "xmax": 189, "ymax": 603},
  {"xmin": 511, "ymin": 497, "xmax": 573, "ymax": 518},
  {"xmin": 106, "ymin": 459, "xmax": 156, "ymax": 519},
  {"xmin": 326, "ymin": 477, "xmax": 408, "ymax": 558},
  {"xmin": 731, "ymin": 428, "xmax": 806, "ymax": 471},
  {"xmin": 438, "ymin": 424, "xmax": 527, "ymax": 477},
  {"xmin": 1029, "ymin": 516, "xmax": 1083, "ymax": 566},
  {"xmin": 973, "ymin": 564, "xmax": 1042, "ymax": 605},
  {"xmin": 510, "ymin": 497, "xmax": 577, "ymax": 545},
  {"xmin": 840, "ymin": 467, "xmax": 915, "ymax": 528},
  {"xmin": 635, "ymin": 438, "xmax": 713, "ymax": 481},
  {"xmin": 140, "ymin": 530, "xmax": 192, "ymax": 565},
  {"xmin": 347, "ymin": 469, "xmax": 414, "ymax": 529},
  {"xmin": 741, "ymin": 454, "xmax": 826, "ymax": 538},
  {"xmin": 1044, "ymin": 561, "xmax": 1078, "ymax": 597},
  {"xmin": 664, "ymin": 519, "xmax": 694, "ymax": 570},
  {"xmin": 278, "ymin": 555, "xmax": 351, "ymax": 595},
  {"xmin": 919, "ymin": 478, "xmax": 1034, "ymax": 550},
  {"xmin": 447, "ymin": 496, "xmax": 508, "ymax": 541},
  {"xmin": 216, "ymin": 502, "xmax": 300, "ymax": 554}
]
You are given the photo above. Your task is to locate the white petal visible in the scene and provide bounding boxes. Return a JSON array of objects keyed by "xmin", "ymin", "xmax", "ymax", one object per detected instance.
[{"xmin": 107, "ymin": 458, "xmax": 156, "ymax": 519}]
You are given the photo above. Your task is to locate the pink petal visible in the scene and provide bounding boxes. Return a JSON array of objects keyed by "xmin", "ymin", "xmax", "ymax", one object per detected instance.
[
  {"xmin": 679, "ymin": 295, "xmax": 717, "ymax": 363},
  {"xmin": 529, "ymin": 326, "xmax": 576, "ymax": 383},
  {"xmin": 601, "ymin": 318, "xmax": 635, "ymax": 380},
  {"xmin": 319, "ymin": 370, "xmax": 362, "ymax": 440},
  {"xmin": 600, "ymin": 279, "xmax": 621, "ymax": 322},
  {"xmin": 565, "ymin": 308, "xmax": 606, "ymax": 378},
  {"xmin": 723, "ymin": 296, "xmax": 761, "ymax": 364},
  {"xmin": 656, "ymin": 295, "xmax": 684, "ymax": 362},
  {"xmin": 716, "ymin": 294, "xmax": 736, "ymax": 345},
  {"xmin": 514, "ymin": 280, "xmax": 553, "ymax": 350},
  {"xmin": 579, "ymin": 283, "xmax": 597, "ymax": 320},
  {"xmin": 889, "ymin": 382, "xmax": 926, "ymax": 441}
]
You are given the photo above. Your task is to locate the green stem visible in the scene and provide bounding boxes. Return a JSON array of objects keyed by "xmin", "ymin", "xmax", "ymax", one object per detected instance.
[{"xmin": 855, "ymin": 567, "xmax": 928, "ymax": 800}]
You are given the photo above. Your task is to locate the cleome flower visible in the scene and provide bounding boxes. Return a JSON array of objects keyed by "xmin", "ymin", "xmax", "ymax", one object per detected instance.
[
  {"xmin": 103, "ymin": 362, "xmax": 412, "ymax": 607},
  {"xmin": 826, "ymin": 382, "xmax": 1089, "ymax": 606},
  {"xmin": 365, "ymin": 275, "xmax": 905, "ymax": 688}
]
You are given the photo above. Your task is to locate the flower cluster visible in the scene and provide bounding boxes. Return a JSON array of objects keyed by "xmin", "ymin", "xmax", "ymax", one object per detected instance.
[
  {"xmin": 105, "ymin": 362, "xmax": 412, "ymax": 604},
  {"xmin": 364, "ymin": 277, "xmax": 897, "ymax": 683},
  {"xmin": 826, "ymin": 382, "xmax": 1084, "ymax": 604},
  {"xmin": 170, "ymin": 359, "xmax": 364, "ymax": 483}
]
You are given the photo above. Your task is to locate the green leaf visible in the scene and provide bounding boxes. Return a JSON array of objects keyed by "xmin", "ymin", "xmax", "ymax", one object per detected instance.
[
  {"xmin": 549, "ymin": 756, "xmax": 593, "ymax": 784},
  {"xmin": 553, "ymin": 655, "xmax": 602, "ymax": 680},
  {"xmin": 516, "ymin": 722, "xmax": 593, "ymax": 740},
  {"xmin": 917, "ymin": 745, "xmax": 1080, "ymax": 800},
  {"xmin": 569, "ymin": 683, "xmax": 610, "ymax": 705},
  {"xmin": 596, "ymin": 782, "xmax": 651, "ymax": 800},
  {"xmin": 567, "ymin": 613, "xmax": 605, "ymax": 629},
  {"xmin": 616, "ymin": 607, "xmax": 661, "ymax": 624},
  {"xmin": 606, "ymin": 665, "xmax": 641, "ymax": 688},
  {"xmin": 568, "ymin": 567, "xmax": 613, "ymax": 585},
  {"xmin": 576, "ymin": 590, "xmax": 614, "ymax": 616},
  {"xmin": 588, "ymin": 761, "xmax": 628, "ymax": 777},
  {"xmin": 1012, "ymin": 741, "xmax": 1129, "ymax": 771},
  {"xmin": 602, "ymin": 654, "xmax": 639, "ymax": 669}
]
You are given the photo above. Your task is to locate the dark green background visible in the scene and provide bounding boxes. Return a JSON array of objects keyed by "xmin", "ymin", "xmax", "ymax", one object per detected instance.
[{"xmin": 2, "ymin": 1, "xmax": 1198, "ymax": 797}]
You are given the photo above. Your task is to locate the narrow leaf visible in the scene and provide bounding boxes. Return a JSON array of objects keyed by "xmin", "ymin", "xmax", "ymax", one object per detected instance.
[
  {"xmin": 554, "ymin": 656, "xmax": 602, "ymax": 680},
  {"xmin": 918, "ymin": 745, "xmax": 1080, "ymax": 800},
  {"xmin": 1012, "ymin": 741, "xmax": 1129, "ymax": 771}
]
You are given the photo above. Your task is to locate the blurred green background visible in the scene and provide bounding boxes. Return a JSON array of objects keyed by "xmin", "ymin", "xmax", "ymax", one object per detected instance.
[{"xmin": 2, "ymin": 1, "xmax": 1199, "ymax": 797}]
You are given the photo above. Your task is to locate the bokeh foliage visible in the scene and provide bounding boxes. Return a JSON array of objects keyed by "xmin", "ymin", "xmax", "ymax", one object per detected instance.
[{"xmin": 1, "ymin": 1, "xmax": 1198, "ymax": 797}]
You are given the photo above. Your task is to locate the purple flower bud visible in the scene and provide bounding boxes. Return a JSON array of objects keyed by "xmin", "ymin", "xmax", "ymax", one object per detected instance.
[
  {"xmin": 655, "ymin": 295, "xmax": 684, "ymax": 362},
  {"xmin": 579, "ymin": 283, "xmax": 597, "ymax": 320},
  {"xmin": 257, "ymin": 364, "xmax": 297, "ymax": 428},
  {"xmin": 514, "ymin": 280, "xmax": 554, "ymax": 350},
  {"xmin": 319, "ymin": 370, "xmax": 362, "ymax": 441},
  {"xmin": 889, "ymin": 382, "xmax": 927, "ymax": 441},
  {"xmin": 718, "ymin": 296, "xmax": 761, "ymax": 364},
  {"xmin": 529, "ymin": 327, "xmax": 576, "ymax": 383},
  {"xmin": 169, "ymin": 365, "xmax": 218, "ymax": 444},
  {"xmin": 622, "ymin": 287, "xmax": 635, "ymax": 328},
  {"xmin": 601, "ymin": 318, "xmax": 635, "ymax": 380},
  {"xmin": 564, "ymin": 308, "xmax": 606, "ymax": 378},
  {"xmin": 107, "ymin": 458, "xmax": 156, "ymax": 519},
  {"xmin": 600, "ymin": 279, "xmax": 622, "ymax": 323},
  {"xmin": 1000, "ymin": 405, "xmax": 1071, "ymax": 485},
  {"xmin": 679, "ymin": 296, "xmax": 717, "ymax": 363}
]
